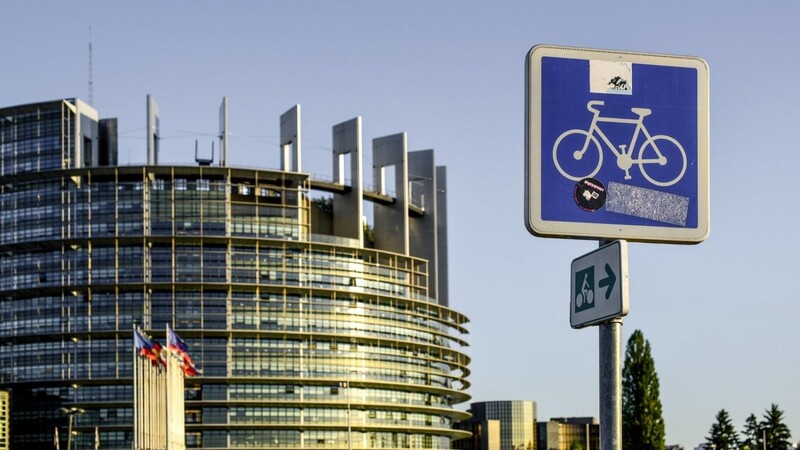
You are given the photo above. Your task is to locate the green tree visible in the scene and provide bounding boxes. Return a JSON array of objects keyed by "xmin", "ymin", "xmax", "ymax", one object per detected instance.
[
  {"xmin": 760, "ymin": 404, "xmax": 792, "ymax": 450},
  {"xmin": 622, "ymin": 329, "xmax": 665, "ymax": 450},
  {"xmin": 706, "ymin": 409, "xmax": 739, "ymax": 450},
  {"xmin": 569, "ymin": 442, "xmax": 585, "ymax": 450},
  {"xmin": 740, "ymin": 413, "xmax": 761, "ymax": 450},
  {"xmin": 362, "ymin": 222, "xmax": 375, "ymax": 245}
]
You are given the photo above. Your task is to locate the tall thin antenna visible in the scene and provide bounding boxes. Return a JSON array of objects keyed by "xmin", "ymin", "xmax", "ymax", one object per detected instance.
[{"xmin": 88, "ymin": 27, "xmax": 94, "ymax": 106}]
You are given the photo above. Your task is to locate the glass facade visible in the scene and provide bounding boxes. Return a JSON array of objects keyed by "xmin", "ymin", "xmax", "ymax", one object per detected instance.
[
  {"xmin": 537, "ymin": 418, "xmax": 599, "ymax": 450},
  {"xmin": 0, "ymin": 100, "xmax": 471, "ymax": 449},
  {"xmin": 459, "ymin": 401, "xmax": 537, "ymax": 450}
]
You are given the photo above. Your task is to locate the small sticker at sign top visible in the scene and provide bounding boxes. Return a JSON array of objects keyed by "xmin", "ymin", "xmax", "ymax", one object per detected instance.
[
  {"xmin": 590, "ymin": 60, "xmax": 633, "ymax": 95},
  {"xmin": 574, "ymin": 178, "xmax": 606, "ymax": 212}
]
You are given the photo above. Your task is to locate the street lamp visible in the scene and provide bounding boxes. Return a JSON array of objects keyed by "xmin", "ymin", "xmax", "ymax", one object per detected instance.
[
  {"xmin": 60, "ymin": 407, "xmax": 85, "ymax": 450},
  {"xmin": 338, "ymin": 380, "xmax": 353, "ymax": 450},
  {"xmin": 343, "ymin": 380, "xmax": 352, "ymax": 450},
  {"xmin": 340, "ymin": 370, "xmax": 360, "ymax": 450}
]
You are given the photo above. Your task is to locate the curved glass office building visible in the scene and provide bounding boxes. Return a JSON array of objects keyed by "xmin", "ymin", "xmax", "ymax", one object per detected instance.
[{"xmin": 0, "ymin": 99, "xmax": 470, "ymax": 449}]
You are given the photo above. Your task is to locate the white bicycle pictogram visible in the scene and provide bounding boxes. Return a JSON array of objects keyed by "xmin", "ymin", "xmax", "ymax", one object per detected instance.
[
  {"xmin": 553, "ymin": 101, "xmax": 688, "ymax": 187},
  {"xmin": 575, "ymin": 273, "xmax": 594, "ymax": 308}
]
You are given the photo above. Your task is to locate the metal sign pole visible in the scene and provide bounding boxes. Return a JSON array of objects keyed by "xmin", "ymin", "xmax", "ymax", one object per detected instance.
[
  {"xmin": 599, "ymin": 318, "xmax": 622, "ymax": 450},
  {"xmin": 598, "ymin": 238, "xmax": 622, "ymax": 450}
]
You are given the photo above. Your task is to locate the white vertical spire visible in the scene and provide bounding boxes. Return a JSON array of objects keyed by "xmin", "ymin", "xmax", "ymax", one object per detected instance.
[{"xmin": 88, "ymin": 27, "xmax": 94, "ymax": 106}]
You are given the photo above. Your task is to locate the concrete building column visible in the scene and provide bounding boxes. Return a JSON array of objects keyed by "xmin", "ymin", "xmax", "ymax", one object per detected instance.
[
  {"xmin": 280, "ymin": 105, "xmax": 302, "ymax": 173},
  {"xmin": 332, "ymin": 117, "xmax": 364, "ymax": 246},
  {"xmin": 372, "ymin": 133, "xmax": 408, "ymax": 255}
]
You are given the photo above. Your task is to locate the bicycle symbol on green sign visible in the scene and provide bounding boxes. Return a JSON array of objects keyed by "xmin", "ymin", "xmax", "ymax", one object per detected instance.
[
  {"xmin": 553, "ymin": 101, "xmax": 688, "ymax": 187},
  {"xmin": 574, "ymin": 267, "xmax": 594, "ymax": 313}
]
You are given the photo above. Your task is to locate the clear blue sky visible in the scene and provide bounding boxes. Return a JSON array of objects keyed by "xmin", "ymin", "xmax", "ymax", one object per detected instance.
[{"xmin": 4, "ymin": 1, "xmax": 799, "ymax": 447}]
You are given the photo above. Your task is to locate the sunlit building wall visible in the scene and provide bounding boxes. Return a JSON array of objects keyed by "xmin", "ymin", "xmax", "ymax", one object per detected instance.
[
  {"xmin": 0, "ymin": 98, "xmax": 471, "ymax": 449},
  {"xmin": 536, "ymin": 417, "xmax": 598, "ymax": 450},
  {"xmin": 0, "ymin": 390, "xmax": 9, "ymax": 450},
  {"xmin": 454, "ymin": 417, "xmax": 500, "ymax": 450}
]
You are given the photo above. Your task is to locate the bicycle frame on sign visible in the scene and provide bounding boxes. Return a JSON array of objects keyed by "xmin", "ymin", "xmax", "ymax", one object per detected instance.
[{"xmin": 582, "ymin": 101, "xmax": 655, "ymax": 163}]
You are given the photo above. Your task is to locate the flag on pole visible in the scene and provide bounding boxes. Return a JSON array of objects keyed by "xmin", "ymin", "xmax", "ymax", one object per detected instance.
[
  {"xmin": 166, "ymin": 324, "xmax": 200, "ymax": 376},
  {"xmin": 133, "ymin": 326, "xmax": 169, "ymax": 450},
  {"xmin": 165, "ymin": 324, "xmax": 189, "ymax": 450},
  {"xmin": 166, "ymin": 324, "xmax": 189, "ymax": 355},
  {"xmin": 134, "ymin": 328, "xmax": 166, "ymax": 366}
]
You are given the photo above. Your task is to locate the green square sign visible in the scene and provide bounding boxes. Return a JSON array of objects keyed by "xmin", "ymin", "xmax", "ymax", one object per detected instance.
[{"xmin": 570, "ymin": 240, "xmax": 629, "ymax": 328}]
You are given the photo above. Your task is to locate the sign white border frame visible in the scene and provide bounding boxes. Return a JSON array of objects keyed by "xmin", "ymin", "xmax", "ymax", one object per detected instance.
[{"xmin": 525, "ymin": 44, "xmax": 710, "ymax": 244}]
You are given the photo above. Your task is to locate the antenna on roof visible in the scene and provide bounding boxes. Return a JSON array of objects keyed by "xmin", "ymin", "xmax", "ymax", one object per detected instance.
[
  {"xmin": 195, "ymin": 140, "xmax": 214, "ymax": 166},
  {"xmin": 88, "ymin": 27, "xmax": 94, "ymax": 106}
]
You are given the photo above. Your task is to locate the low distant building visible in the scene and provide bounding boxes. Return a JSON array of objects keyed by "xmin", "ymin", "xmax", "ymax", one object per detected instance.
[
  {"xmin": 666, "ymin": 445, "xmax": 685, "ymax": 450},
  {"xmin": 455, "ymin": 401, "xmax": 537, "ymax": 450},
  {"xmin": 454, "ymin": 418, "xmax": 500, "ymax": 450},
  {"xmin": 536, "ymin": 417, "xmax": 599, "ymax": 450}
]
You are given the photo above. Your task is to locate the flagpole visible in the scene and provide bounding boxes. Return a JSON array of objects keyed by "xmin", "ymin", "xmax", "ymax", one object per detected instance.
[
  {"xmin": 159, "ymin": 361, "xmax": 164, "ymax": 450},
  {"xmin": 166, "ymin": 323, "xmax": 170, "ymax": 450},
  {"xmin": 164, "ymin": 323, "xmax": 169, "ymax": 450},
  {"xmin": 148, "ymin": 352, "xmax": 154, "ymax": 450},
  {"xmin": 153, "ymin": 361, "xmax": 158, "ymax": 450},
  {"xmin": 132, "ymin": 324, "xmax": 137, "ymax": 450},
  {"xmin": 144, "ymin": 358, "xmax": 148, "ymax": 450},
  {"xmin": 166, "ymin": 324, "xmax": 189, "ymax": 450},
  {"xmin": 157, "ymin": 361, "xmax": 162, "ymax": 449},
  {"xmin": 166, "ymin": 324, "xmax": 186, "ymax": 450},
  {"xmin": 162, "ymin": 361, "xmax": 166, "ymax": 449},
  {"xmin": 159, "ymin": 360, "xmax": 164, "ymax": 449},
  {"xmin": 143, "ymin": 342, "xmax": 146, "ymax": 450},
  {"xmin": 167, "ymin": 347, "xmax": 173, "ymax": 450},
  {"xmin": 155, "ymin": 361, "xmax": 160, "ymax": 450},
  {"xmin": 146, "ymin": 336, "xmax": 151, "ymax": 450}
]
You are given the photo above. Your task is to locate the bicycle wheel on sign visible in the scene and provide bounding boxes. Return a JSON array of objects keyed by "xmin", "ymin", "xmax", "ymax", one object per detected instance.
[
  {"xmin": 637, "ymin": 135, "xmax": 687, "ymax": 187},
  {"xmin": 552, "ymin": 129, "xmax": 603, "ymax": 181}
]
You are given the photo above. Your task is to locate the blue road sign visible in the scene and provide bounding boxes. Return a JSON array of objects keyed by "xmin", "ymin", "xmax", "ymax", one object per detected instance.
[{"xmin": 525, "ymin": 45, "xmax": 709, "ymax": 244}]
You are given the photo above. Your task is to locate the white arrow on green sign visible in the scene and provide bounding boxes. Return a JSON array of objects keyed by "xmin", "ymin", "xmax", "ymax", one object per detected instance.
[{"xmin": 570, "ymin": 240, "xmax": 629, "ymax": 329}]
